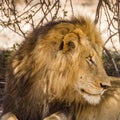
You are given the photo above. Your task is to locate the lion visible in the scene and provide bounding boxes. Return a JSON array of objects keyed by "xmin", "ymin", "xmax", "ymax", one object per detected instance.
[{"xmin": 1, "ymin": 16, "xmax": 120, "ymax": 120}]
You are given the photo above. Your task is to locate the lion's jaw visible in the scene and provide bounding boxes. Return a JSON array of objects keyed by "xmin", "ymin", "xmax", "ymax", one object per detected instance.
[
  {"xmin": 83, "ymin": 93, "xmax": 101, "ymax": 105},
  {"xmin": 74, "ymin": 84, "xmax": 103, "ymax": 105},
  {"xmin": 81, "ymin": 89, "xmax": 105, "ymax": 105}
]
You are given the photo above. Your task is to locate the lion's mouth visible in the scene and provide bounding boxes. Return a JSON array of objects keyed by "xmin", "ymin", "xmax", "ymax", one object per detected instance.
[
  {"xmin": 80, "ymin": 89, "xmax": 105, "ymax": 105},
  {"xmin": 81, "ymin": 89, "xmax": 105, "ymax": 96}
]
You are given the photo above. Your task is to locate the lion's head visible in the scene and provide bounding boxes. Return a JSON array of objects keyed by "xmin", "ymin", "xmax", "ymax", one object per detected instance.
[{"xmin": 10, "ymin": 16, "xmax": 111, "ymax": 107}]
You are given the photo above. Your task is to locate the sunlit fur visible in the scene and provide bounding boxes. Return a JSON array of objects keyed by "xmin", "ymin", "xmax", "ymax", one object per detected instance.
[{"xmin": 2, "ymin": 16, "xmax": 120, "ymax": 120}]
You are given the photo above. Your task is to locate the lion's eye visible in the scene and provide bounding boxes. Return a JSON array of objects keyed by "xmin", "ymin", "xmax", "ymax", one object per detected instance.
[{"xmin": 86, "ymin": 56, "xmax": 95, "ymax": 65}]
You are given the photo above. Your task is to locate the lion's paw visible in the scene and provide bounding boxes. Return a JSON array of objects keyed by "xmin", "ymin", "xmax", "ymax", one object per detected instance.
[
  {"xmin": 1, "ymin": 113, "xmax": 18, "ymax": 120},
  {"xmin": 43, "ymin": 112, "xmax": 67, "ymax": 120}
]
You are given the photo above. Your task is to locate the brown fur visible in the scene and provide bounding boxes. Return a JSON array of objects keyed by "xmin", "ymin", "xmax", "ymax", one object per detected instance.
[{"xmin": 1, "ymin": 16, "xmax": 120, "ymax": 120}]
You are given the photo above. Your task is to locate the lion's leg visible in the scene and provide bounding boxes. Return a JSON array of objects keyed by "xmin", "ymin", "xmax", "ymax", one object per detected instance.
[
  {"xmin": 1, "ymin": 113, "xmax": 18, "ymax": 120},
  {"xmin": 43, "ymin": 112, "xmax": 68, "ymax": 120}
]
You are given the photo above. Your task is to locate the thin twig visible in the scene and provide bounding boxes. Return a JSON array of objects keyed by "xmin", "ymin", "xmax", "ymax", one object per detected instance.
[{"xmin": 94, "ymin": 0, "xmax": 102, "ymax": 24}]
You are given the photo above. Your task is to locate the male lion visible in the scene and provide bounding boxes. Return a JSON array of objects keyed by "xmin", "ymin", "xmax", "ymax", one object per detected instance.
[{"xmin": 1, "ymin": 16, "xmax": 120, "ymax": 120}]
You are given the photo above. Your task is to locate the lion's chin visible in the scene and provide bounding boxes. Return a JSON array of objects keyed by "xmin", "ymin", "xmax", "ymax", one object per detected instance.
[{"xmin": 83, "ymin": 92, "xmax": 101, "ymax": 105}]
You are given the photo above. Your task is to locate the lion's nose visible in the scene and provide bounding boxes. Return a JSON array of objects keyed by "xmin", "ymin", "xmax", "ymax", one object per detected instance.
[{"xmin": 100, "ymin": 82, "xmax": 111, "ymax": 89}]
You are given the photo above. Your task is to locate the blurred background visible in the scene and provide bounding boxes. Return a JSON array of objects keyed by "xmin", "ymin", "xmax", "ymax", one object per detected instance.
[{"xmin": 0, "ymin": 0, "xmax": 120, "ymax": 115}]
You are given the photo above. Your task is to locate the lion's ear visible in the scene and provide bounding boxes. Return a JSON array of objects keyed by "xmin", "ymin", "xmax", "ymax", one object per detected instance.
[
  {"xmin": 59, "ymin": 33, "xmax": 78, "ymax": 53},
  {"xmin": 63, "ymin": 40, "xmax": 75, "ymax": 53},
  {"xmin": 59, "ymin": 40, "xmax": 75, "ymax": 52},
  {"xmin": 59, "ymin": 41, "xmax": 64, "ymax": 50}
]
